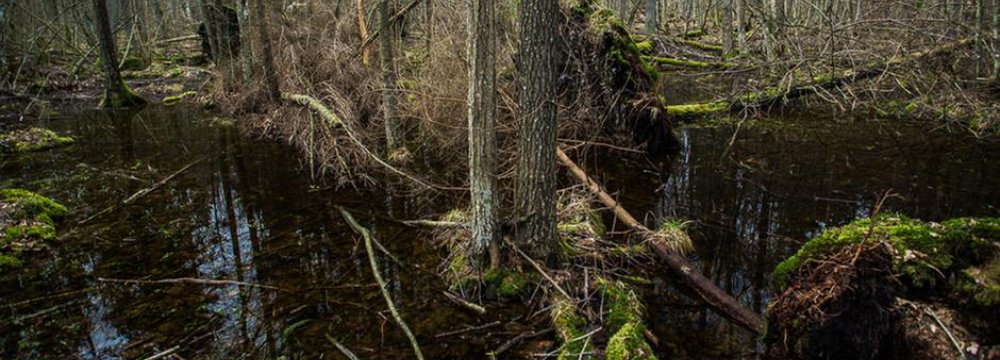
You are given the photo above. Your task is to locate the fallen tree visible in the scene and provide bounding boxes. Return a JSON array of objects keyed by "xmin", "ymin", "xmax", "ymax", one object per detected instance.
[
  {"xmin": 667, "ymin": 38, "xmax": 974, "ymax": 118},
  {"xmin": 556, "ymin": 147, "xmax": 764, "ymax": 333}
]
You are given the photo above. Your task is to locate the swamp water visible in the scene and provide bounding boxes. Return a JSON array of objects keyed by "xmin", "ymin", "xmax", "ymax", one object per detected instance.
[{"xmin": 1, "ymin": 107, "xmax": 998, "ymax": 359}]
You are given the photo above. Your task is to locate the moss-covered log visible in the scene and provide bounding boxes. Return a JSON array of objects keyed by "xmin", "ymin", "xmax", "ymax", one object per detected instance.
[
  {"xmin": 644, "ymin": 56, "xmax": 735, "ymax": 69},
  {"xmin": 668, "ymin": 37, "xmax": 724, "ymax": 53},
  {"xmin": 668, "ymin": 38, "xmax": 974, "ymax": 119}
]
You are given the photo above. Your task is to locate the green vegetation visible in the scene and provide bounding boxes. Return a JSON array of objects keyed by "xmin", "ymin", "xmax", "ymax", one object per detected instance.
[
  {"xmin": 163, "ymin": 91, "xmax": 198, "ymax": 106},
  {"xmin": 483, "ymin": 268, "xmax": 528, "ymax": 297},
  {"xmin": 99, "ymin": 80, "xmax": 148, "ymax": 108},
  {"xmin": 666, "ymin": 101, "xmax": 730, "ymax": 118},
  {"xmin": 773, "ymin": 215, "xmax": 1000, "ymax": 303},
  {"xmin": 597, "ymin": 278, "xmax": 658, "ymax": 360},
  {"xmin": 551, "ymin": 297, "xmax": 591, "ymax": 360},
  {"xmin": 0, "ymin": 128, "xmax": 75, "ymax": 153},
  {"xmin": 0, "ymin": 189, "xmax": 68, "ymax": 270}
]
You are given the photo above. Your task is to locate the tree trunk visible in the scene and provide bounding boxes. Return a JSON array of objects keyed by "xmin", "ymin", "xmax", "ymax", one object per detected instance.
[
  {"xmin": 466, "ymin": 0, "xmax": 499, "ymax": 263},
  {"xmin": 93, "ymin": 0, "xmax": 146, "ymax": 108},
  {"xmin": 253, "ymin": 0, "xmax": 279, "ymax": 100},
  {"xmin": 722, "ymin": 0, "xmax": 734, "ymax": 55},
  {"xmin": 379, "ymin": 0, "xmax": 404, "ymax": 156},
  {"xmin": 515, "ymin": 0, "xmax": 558, "ymax": 262},
  {"xmin": 645, "ymin": 0, "xmax": 658, "ymax": 33},
  {"xmin": 238, "ymin": 0, "xmax": 255, "ymax": 83}
]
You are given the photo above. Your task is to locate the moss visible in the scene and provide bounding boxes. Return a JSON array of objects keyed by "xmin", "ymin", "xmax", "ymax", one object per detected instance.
[
  {"xmin": 100, "ymin": 80, "xmax": 147, "ymax": 108},
  {"xmin": 163, "ymin": 91, "xmax": 197, "ymax": 106},
  {"xmin": 645, "ymin": 56, "xmax": 734, "ymax": 69},
  {"xmin": 0, "ymin": 253, "xmax": 23, "ymax": 270},
  {"xmin": 1, "ymin": 189, "xmax": 69, "ymax": 221},
  {"xmin": 672, "ymin": 38, "xmax": 723, "ymax": 53},
  {"xmin": 956, "ymin": 257, "xmax": 1000, "ymax": 306},
  {"xmin": 0, "ymin": 128, "xmax": 75, "ymax": 153},
  {"xmin": 683, "ymin": 29, "xmax": 705, "ymax": 39},
  {"xmin": 597, "ymin": 278, "xmax": 643, "ymax": 331},
  {"xmin": 666, "ymin": 101, "xmax": 730, "ymax": 118},
  {"xmin": 441, "ymin": 209, "xmax": 469, "ymax": 223},
  {"xmin": 551, "ymin": 298, "xmax": 591, "ymax": 360},
  {"xmin": 484, "ymin": 268, "xmax": 529, "ymax": 297},
  {"xmin": 773, "ymin": 215, "xmax": 1000, "ymax": 290},
  {"xmin": 606, "ymin": 322, "xmax": 657, "ymax": 360}
]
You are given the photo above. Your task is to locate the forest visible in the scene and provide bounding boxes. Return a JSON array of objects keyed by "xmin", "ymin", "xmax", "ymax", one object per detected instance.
[{"xmin": 1, "ymin": 0, "xmax": 999, "ymax": 358}]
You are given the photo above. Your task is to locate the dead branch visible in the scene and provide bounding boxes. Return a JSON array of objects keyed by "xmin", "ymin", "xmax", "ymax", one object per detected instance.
[{"xmin": 555, "ymin": 147, "xmax": 764, "ymax": 334}]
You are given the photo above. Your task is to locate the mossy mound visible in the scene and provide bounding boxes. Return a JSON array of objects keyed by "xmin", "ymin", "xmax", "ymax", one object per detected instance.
[
  {"xmin": 606, "ymin": 322, "xmax": 656, "ymax": 360},
  {"xmin": 0, "ymin": 189, "xmax": 68, "ymax": 270},
  {"xmin": 551, "ymin": 298, "xmax": 592, "ymax": 360},
  {"xmin": 772, "ymin": 214, "xmax": 1000, "ymax": 289},
  {"xmin": 0, "ymin": 128, "xmax": 75, "ymax": 153}
]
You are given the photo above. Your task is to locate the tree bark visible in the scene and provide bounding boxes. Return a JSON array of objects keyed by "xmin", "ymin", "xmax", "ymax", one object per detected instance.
[
  {"xmin": 253, "ymin": 0, "xmax": 279, "ymax": 100},
  {"xmin": 722, "ymin": 0, "xmax": 734, "ymax": 55},
  {"xmin": 93, "ymin": 0, "xmax": 145, "ymax": 108},
  {"xmin": 515, "ymin": 0, "xmax": 558, "ymax": 262},
  {"xmin": 379, "ymin": 0, "xmax": 404, "ymax": 156},
  {"xmin": 645, "ymin": 0, "xmax": 658, "ymax": 33},
  {"xmin": 466, "ymin": 0, "xmax": 499, "ymax": 258}
]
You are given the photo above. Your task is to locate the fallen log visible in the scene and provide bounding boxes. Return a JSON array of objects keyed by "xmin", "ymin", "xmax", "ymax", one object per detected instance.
[
  {"xmin": 667, "ymin": 38, "xmax": 973, "ymax": 118},
  {"xmin": 644, "ymin": 56, "xmax": 735, "ymax": 69},
  {"xmin": 155, "ymin": 35, "xmax": 200, "ymax": 45},
  {"xmin": 555, "ymin": 147, "xmax": 764, "ymax": 334}
]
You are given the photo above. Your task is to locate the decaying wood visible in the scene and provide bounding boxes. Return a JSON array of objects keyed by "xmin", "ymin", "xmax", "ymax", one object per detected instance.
[
  {"xmin": 338, "ymin": 206, "xmax": 425, "ymax": 360},
  {"xmin": 155, "ymin": 34, "xmax": 200, "ymax": 44},
  {"xmin": 443, "ymin": 291, "xmax": 487, "ymax": 315},
  {"xmin": 668, "ymin": 38, "xmax": 974, "ymax": 118},
  {"xmin": 325, "ymin": 333, "xmax": 362, "ymax": 360},
  {"xmin": 555, "ymin": 147, "xmax": 764, "ymax": 334}
]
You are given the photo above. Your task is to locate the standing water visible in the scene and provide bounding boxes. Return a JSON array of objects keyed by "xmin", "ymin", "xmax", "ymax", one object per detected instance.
[{"xmin": 2, "ymin": 108, "xmax": 998, "ymax": 358}]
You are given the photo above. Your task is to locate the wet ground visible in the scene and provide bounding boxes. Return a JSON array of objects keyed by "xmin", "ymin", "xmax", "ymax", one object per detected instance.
[{"xmin": 1, "ymin": 107, "xmax": 998, "ymax": 358}]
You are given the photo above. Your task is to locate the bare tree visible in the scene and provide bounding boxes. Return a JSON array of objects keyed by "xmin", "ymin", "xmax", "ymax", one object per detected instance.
[
  {"xmin": 93, "ymin": 0, "xmax": 146, "ymax": 108},
  {"xmin": 515, "ymin": 0, "xmax": 558, "ymax": 261},
  {"xmin": 466, "ymin": 0, "xmax": 499, "ymax": 266},
  {"xmin": 253, "ymin": 0, "xmax": 279, "ymax": 100},
  {"xmin": 379, "ymin": 0, "xmax": 404, "ymax": 156}
]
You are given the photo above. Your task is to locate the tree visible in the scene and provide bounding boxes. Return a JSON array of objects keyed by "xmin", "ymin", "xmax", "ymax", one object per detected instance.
[
  {"xmin": 466, "ymin": 0, "xmax": 499, "ymax": 265},
  {"xmin": 379, "ymin": 0, "xmax": 405, "ymax": 157},
  {"xmin": 93, "ymin": 0, "xmax": 146, "ymax": 108},
  {"xmin": 645, "ymin": 0, "xmax": 659, "ymax": 33},
  {"xmin": 515, "ymin": 0, "xmax": 558, "ymax": 262},
  {"xmin": 253, "ymin": 0, "xmax": 279, "ymax": 100},
  {"xmin": 722, "ymin": 0, "xmax": 734, "ymax": 55}
]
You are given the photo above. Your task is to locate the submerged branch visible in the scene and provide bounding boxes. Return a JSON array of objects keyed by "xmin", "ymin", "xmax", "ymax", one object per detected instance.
[
  {"xmin": 79, "ymin": 157, "xmax": 205, "ymax": 225},
  {"xmin": 337, "ymin": 206, "xmax": 425, "ymax": 360}
]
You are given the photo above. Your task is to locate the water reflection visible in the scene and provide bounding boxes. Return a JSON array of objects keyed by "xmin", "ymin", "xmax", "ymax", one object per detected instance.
[{"xmin": 596, "ymin": 120, "xmax": 1000, "ymax": 358}]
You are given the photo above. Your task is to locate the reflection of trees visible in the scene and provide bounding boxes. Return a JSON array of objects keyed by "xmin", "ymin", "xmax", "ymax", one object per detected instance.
[{"xmin": 595, "ymin": 123, "xmax": 1000, "ymax": 359}]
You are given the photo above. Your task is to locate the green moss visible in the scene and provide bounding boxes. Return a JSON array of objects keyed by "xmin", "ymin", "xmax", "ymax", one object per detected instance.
[
  {"xmin": 606, "ymin": 322, "xmax": 657, "ymax": 360},
  {"xmin": 163, "ymin": 91, "xmax": 198, "ymax": 106},
  {"xmin": 1, "ymin": 189, "xmax": 69, "ymax": 221},
  {"xmin": 100, "ymin": 80, "xmax": 147, "ymax": 108},
  {"xmin": 551, "ymin": 298, "xmax": 591, "ymax": 360},
  {"xmin": 672, "ymin": 38, "xmax": 723, "ymax": 53},
  {"xmin": 0, "ymin": 128, "xmax": 75, "ymax": 153},
  {"xmin": 666, "ymin": 101, "xmax": 730, "ymax": 118},
  {"xmin": 484, "ymin": 268, "xmax": 528, "ymax": 297},
  {"xmin": 645, "ymin": 56, "xmax": 734, "ymax": 69},
  {"xmin": 0, "ymin": 253, "xmax": 23, "ymax": 270},
  {"xmin": 683, "ymin": 29, "xmax": 705, "ymax": 39},
  {"xmin": 120, "ymin": 56, "xmax": 148, "ymax": 71},
  {"xmin": 772, "ymin": 215, "xmax": 1000, "ymax": 289},
  {"xmin": 597, "ymin": 278, "xmax": 643, "ymax": 331}
]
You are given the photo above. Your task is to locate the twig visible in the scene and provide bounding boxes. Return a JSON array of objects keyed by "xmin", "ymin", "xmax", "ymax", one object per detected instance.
[
  {"xmin": 504, "ymin": 239, "xmax": 572, "ymax": 300},
  {"xmin": 434, "ymin": 321, "xmax": 500, "ymax": 338},
  {"xmin": 142, "ymin": 345, "xmax": 180, "ymax": 360},
  {"xmin": 338, "ymin": 206, "xmax": 424, "ymax": 360},
  {"xmin": 79, "ymin": 158, "xmax": 205, "ymax": 225},
  {"xmin": 97, "ymin": 277, "xmax": 291, "ymax": 293},
  {"xmin": 487, "ymin": 327, "xmax": 553, "ymax": 359},
  {"xmin": 442, "ymin": 291, "xmax": 487, "ymax": 315},
  {"xmin": 325, "ymin": 333, "xmax": 361, "ymax": 360}
]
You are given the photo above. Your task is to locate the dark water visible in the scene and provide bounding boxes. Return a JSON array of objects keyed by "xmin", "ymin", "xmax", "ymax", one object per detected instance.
[{"xmin": 1, "ymin": 108, "xmax": 998, "ymax": 359}]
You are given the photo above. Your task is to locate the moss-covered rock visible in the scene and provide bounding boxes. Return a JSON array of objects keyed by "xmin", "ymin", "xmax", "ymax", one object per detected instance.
[
  {"xmin": 773, "ymin": 215, "xmax": 1000, "ymax": 292},
  {"xmin": 0, "ymin": 128, "xmax": 75, "ymax": 153},
  {"xmin": 0, "ymin": 189, "xmax": 68, "ymax": 270}
]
